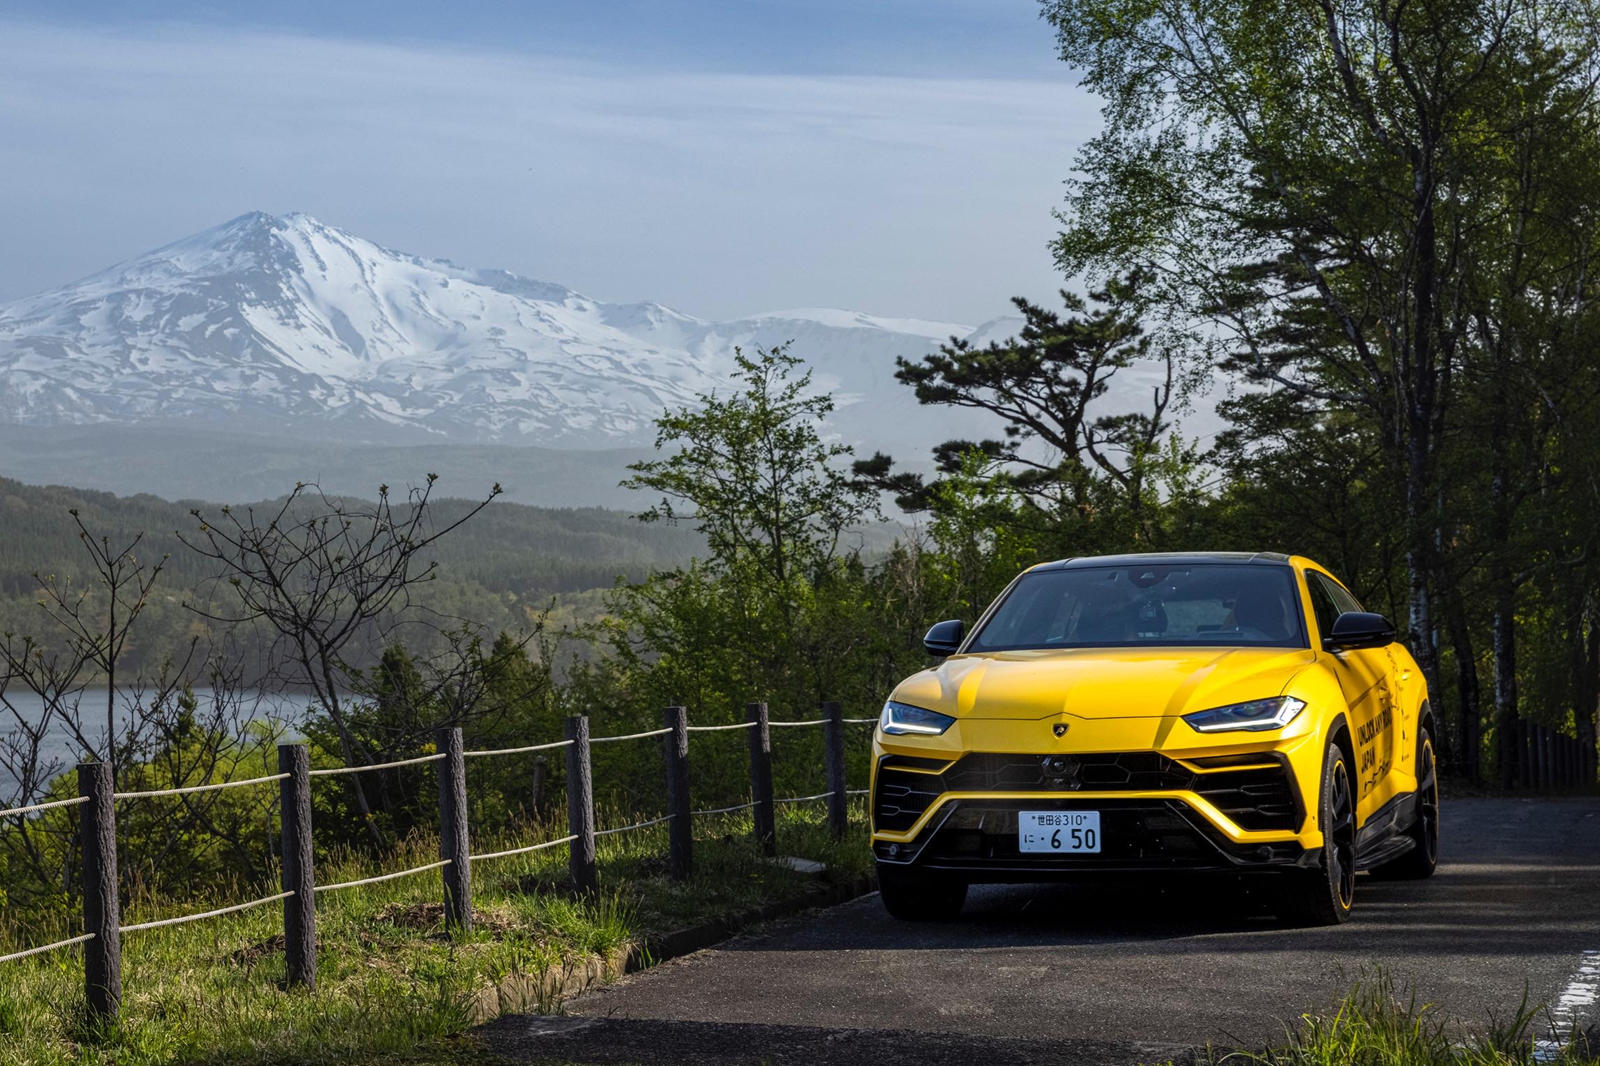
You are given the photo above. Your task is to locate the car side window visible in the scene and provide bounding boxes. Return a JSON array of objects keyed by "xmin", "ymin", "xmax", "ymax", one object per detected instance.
[
  {"xmin": 1323, "ymin": 576, "xmax": 1364, "ymax": 615},
  {"xmin": 1305, "ymin": 572, "xmax": 1341, "ymax": 642}
]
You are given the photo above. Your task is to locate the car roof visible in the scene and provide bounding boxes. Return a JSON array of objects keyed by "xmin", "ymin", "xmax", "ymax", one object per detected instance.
[{"xmin": 1028, "ymin": 551, "xmax": 1293, "ymax": 571}]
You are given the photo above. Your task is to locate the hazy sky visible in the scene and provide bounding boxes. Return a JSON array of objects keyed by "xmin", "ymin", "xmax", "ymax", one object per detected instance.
[{"xmin": 0, "ymin": 2, "xmax": 1098, "ymax": 324}]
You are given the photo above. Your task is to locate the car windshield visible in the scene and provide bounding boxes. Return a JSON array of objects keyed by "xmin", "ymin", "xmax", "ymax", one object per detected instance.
[{"xmin": 966, "ymin": 563, "xmax": 1307, "ymax": 652}]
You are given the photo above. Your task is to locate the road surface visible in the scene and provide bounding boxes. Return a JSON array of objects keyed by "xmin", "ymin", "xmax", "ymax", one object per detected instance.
[{"xmin": 480, "ymin": 796, "xmax": 1600, "ymax": 1064}]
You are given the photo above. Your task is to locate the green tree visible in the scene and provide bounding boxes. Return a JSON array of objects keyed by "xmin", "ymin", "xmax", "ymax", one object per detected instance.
[
  {"xmin": 858, "ymin": 277, "xmax": 1207, "ymax": 565},
  {"xmin": 624, "ymin": 344, "xmax": 877, "ymax": 588},
  {"xmin": 1041, "ymin": 0, "xmax": 1600, "ymax": 776},
  {"xmin": 609, "ymin": 345, "xmax": 883, "ymax": 798}
]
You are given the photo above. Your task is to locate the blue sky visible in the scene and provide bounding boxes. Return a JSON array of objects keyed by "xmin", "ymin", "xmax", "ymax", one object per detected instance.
[{"xmin": 0, "ymin": 2, "xmax": 1097, "ymax": 323}]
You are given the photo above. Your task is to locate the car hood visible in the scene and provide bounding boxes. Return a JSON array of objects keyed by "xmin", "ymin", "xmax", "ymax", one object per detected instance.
[{"xmin": 890, "ymin": 646, "xmax": 1318, "ymax": 720}]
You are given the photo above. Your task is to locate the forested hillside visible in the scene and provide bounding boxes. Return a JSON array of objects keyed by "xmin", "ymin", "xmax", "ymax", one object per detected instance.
[{"xmin": 0, "ymin": 475, "xmax": 703, "ymax": 673}]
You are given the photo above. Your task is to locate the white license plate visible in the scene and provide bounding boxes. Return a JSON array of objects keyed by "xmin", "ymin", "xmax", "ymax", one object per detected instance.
[{"xmin": 1018, "ymin": 810, "xmax": 1101, "ymax": 854}]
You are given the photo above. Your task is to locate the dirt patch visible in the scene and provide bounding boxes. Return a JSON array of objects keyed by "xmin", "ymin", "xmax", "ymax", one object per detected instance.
[
  {"xmin": 512, "ymin": 873, "xmax": 585, "ymax": 898},
  {"xmin": 374, "ymin": 901, "xmax": 448, "ymax": 930},
  {"xmin": 372, "ymin": 900, "xmax": 518, "ymax": 935},
  {"xmin": 226, "ymin": 933, "xmax": 286, "ymax": 966}
]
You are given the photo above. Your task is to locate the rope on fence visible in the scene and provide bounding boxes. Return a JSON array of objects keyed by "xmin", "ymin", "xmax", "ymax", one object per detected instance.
[
  {"xmin": 0, "ymin": 795, "xmax": 89, "ymax": 820},
  {"xmin": 114, "ymin": 772, "xmax": 290, "ymax": 801},
  {"xmin": 842, "ymin": 718, "xmax": 878, "ymax": 725},
  {"xmin": 0, "ymin": 932, "xmax": 94, "ymax": 965},
  {"xmin": 595, "ymin": 813, "xmax": 675, "ymax": 837},
  {"xmin": 308, "ymin": 752, "xmax": 446, "ymax": 777},
  {"xmin": 690, "ymin": 800, "xmax": 759, "ymax": 816},
  {"xmin": 314, "ymin": 859, "xmax": 451, "ymax": 894},
  {"xmin": 845, "ymin": 789, "xmax": 869, "ymax": 796},
  {"xmin": 684, "ymin": 721, "xmax": 757, "ymax": 733},
  {"xmin": 775, "ymin": 790, "xmax": 834, "ymax": 805},
  {"xmin": 470, "ymin": 835, "xmax": 578, "ymax": 863},
  {"xmin": 590, "ymin": 727, "xmax": 673, "ymax": 744},
  {"xmin": 120, "ymin": 891, "xmax": 294, "ymax": 934},
  {"xmin": 767, "ymin": 719, "xmax": 825, "ymax": 728},
  {"xmin": 464, "ymin": 739, "xmax": 573, "ymax": 759}
]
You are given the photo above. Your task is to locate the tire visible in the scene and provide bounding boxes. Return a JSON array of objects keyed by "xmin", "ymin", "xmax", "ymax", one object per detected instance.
[
  {"xmin": 1368, "ymin": 727, "xmax": 1440, "ymax": 881},
  {"xmin": 1279, "ymin": 739, "xmax": 1357, "ymax": 926},
  {"xmin": 876, "ymin": 861, "xmax": 967, "ymax": 921}
]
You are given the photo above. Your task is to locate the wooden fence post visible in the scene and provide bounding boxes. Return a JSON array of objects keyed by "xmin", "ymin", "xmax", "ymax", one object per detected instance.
[
  {"xmin": 436, "ymin": 727, "xmax": 472, "ymax": 934},
  {"xmin": 78, "ymin": 762, "xmax": 120, "ymax": 1022},
  {"xmin": 278, "ymin": 743, "xmax": 316, "ymax": 989},
  {"xmin": 747, "ymin": 702, "xmax": 775, "ymax": 853},
  {"xmin": 1519, "ymin": 721, "xmax": 1532, "ymax": 790},
  {"xmin": 663, "ymin": 706, "xmax": 691, "ymax": 879},
  {"xmin": 566, "ymin": 715, "xmax": 597, "ymax": 892},
  {"xmin": 822, "ymin": 700, "xmax": 847, "ymax": 838}
]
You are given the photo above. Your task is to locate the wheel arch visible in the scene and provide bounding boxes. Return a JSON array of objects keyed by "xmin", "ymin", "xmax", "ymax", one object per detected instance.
[
  {"xmin": 1416, "ymin": 699, "xmax": 1435, "ymax": 744},
  {"xmin": 1327, "ymin": 712, "xmax": 1356, "ymax": 774}
]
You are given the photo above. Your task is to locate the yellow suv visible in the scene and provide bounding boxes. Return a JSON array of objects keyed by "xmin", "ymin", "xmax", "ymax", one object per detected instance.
[{"xmin": 871, "ymin": 552, "xmax": 1438, "ymax": 925}]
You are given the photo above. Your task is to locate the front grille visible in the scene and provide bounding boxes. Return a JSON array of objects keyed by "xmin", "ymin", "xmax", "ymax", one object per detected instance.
[
  {"xmin": 944, "ymin": 751, "xmax": 1194, "ymax": 791},
  {"xmin": 873, "ymin": 750, "xmax": 1301, "ymax": 834},
  {"xmin": 872, "ymin": 755, "xmax": 950, "ymax": 833},
  {"xmin": 878, "ymin": 798, "xmax": 1307, "ymax": 874},
  {"xmin": 920, "ymin": 801, "xmax": 1214, "ymax": 867},
  {"xmin": 1192, "ymin": 764, "xmax": 1300, "ymax": 831}
]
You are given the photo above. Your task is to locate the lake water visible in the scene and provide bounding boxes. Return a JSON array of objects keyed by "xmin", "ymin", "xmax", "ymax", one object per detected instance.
[{"xmin": 0, "ymin": 687, "xmax": 312, "ymax": 795}]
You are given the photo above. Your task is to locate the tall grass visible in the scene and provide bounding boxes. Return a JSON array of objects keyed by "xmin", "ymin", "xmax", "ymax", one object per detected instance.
[{"xmin": 1219, "ymin": 974, "xmax": 1599, "ymax": 1066}]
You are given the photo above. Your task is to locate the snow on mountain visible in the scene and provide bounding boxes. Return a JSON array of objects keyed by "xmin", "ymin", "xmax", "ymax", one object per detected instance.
[
  {"xmin": 0, "ymin": 212, "xmax": 1208, "ymax": 461},
  {"xmin": 0, "ymin": 213, "xmax": 723, "ymax": 444}
]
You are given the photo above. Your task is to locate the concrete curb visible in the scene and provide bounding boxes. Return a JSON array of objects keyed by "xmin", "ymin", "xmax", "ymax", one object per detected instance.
[
  {"xmin": 634, "ymin": 873, "xmax": 876, "ymax": 968},
  {"xmin": 467, "ymin": 872, "xmax": 876, "ymax": 1024}
]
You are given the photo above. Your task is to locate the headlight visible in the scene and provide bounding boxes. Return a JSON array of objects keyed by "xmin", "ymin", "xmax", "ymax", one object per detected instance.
[
  {"xmin": 879, "ymin": 700, "xmax": 955, "ymax": 736},
  {"xmin": 1183, "ymin": 696, "xmax": 1306, "ymax": 733}
]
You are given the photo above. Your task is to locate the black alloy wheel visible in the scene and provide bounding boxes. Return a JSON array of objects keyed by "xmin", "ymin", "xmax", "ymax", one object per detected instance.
[
  {"xmin": 1370, "ymin": 727, "xmax": 1440, "ymax": 880},
  {"xmin": 1281, "ymin": 739, "xmax": 1356, "ymax": 926}
]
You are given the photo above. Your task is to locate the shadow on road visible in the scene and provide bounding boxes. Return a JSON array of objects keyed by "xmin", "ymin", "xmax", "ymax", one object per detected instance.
[
  {"xmin": 477, "ymin": 1014, "xmax": 1202, "ymax": 1066},
  {"xmin": 546, "ymin": 799, "xmax": 1600, "ymax": 1053},
  {"xmin": 720, "ymin": 819, "xmax": 1600, "ymax": 958}
]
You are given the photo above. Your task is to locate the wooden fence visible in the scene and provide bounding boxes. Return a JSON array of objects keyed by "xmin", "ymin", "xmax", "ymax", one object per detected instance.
[
  {"xmin": 1503, "ymin": 720, "xmax": 1597, "ymax": 790},
  {"xmin": 0, "ymin": 700, "xmax": 876, "ymax": 1022}
]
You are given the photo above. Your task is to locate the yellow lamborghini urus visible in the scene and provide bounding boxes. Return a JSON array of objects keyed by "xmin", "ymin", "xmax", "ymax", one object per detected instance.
[{"xmin": 871, "ymin": 552, "xmax": 1439, "ymax": 925}]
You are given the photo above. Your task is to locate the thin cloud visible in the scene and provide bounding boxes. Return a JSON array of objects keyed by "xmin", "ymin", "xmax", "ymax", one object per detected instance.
[{"xmin": 0, "ymin": 21, "xmax": 1099, "ymax": 322}]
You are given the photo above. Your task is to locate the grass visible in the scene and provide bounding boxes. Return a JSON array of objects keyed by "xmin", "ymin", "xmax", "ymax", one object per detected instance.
[
  {"xmin": 14, "ymin": 824, "xmax": 1593, "ymax": 1066},
  {"xmin": 1216, "ymin": 973, "xmax": 1600, "ymax": 1066},
  {"xmin": 0, "ymin": 802, "xmax": 871, "ymax": 1066}
]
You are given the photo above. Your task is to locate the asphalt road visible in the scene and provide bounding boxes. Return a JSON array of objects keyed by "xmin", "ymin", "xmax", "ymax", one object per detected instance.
[{"xmin": 481, "ymin": 797, "xmax": 1600, "ymax": 1064}]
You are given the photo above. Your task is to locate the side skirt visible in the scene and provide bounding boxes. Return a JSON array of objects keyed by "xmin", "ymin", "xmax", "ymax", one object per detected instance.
[{"xmin": 1354, "ymin": 790, "xmax": 1420, "ymax": 872}]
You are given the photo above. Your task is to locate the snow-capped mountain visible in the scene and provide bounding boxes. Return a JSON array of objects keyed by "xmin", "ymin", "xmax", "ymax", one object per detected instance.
[{"xmin": 0, "ymin": 212, "xmax": 983, "ymax": 449}]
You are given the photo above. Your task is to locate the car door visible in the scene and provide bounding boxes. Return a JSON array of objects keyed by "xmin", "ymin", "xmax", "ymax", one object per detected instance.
[{"xmin": 1305, "ymin": 570, "xmax": 1399, "ymax": 819}]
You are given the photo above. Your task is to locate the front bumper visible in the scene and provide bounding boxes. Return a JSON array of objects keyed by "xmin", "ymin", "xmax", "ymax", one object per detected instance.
[
  {"xmin": 870, "ymin": 724, "xmax": 1319, "ymax": 878},
  {"xmin": 873, "ymin": 796, "xmax": 1312, "ymax": 877}
]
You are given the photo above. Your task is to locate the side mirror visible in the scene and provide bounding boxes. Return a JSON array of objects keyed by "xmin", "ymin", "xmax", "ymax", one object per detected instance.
[
  {"xmin": 1324, "ymin": 611, "xmax": 1396, "ymax": 652},
  {"xmin": 923, "ymin": 619, "xmax": 965, "ymax": 657}
]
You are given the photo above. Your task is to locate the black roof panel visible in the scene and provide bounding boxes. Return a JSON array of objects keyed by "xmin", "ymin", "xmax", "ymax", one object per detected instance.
[{"xmin": 1034, "ymin": 551, "xmax": 1291, "ymax": 570}]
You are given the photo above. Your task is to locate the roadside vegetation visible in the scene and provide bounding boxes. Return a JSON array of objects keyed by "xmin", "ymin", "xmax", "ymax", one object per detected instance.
[
  {"xmin": 1220, "ymin": 975, "xmax": 1599, "ymax": 1066},
  {"xmin": 0, "ymin": 805, "xmax": 869, "ymax": 1066}
]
